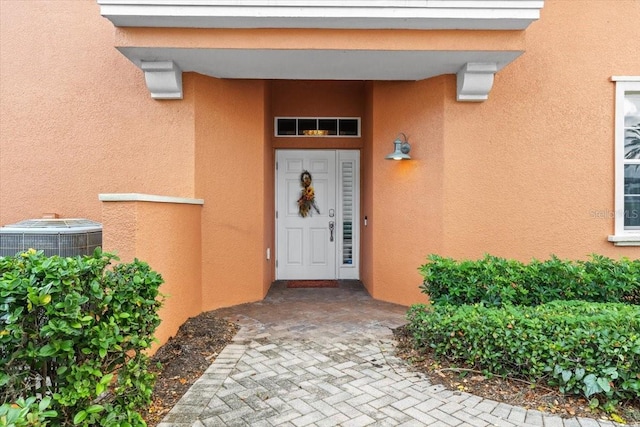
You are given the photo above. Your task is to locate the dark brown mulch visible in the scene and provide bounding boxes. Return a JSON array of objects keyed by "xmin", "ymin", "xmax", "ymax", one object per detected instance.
[
  {"xmin": 141, "ymin": 313, "xmax": 639, "ymax": 426},
  {"xmin": 140, "ymin": 312, "xmax": 239, "ymax": 426}
]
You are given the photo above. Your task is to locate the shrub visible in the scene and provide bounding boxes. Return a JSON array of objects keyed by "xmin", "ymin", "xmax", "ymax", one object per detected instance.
[
  {"xmin": 407, "ymin": 301, "xmax": 640, "ymax": 406},
  {"xmin": 419, "ymin": 254, "xmax": 640, "ymax": 307},
  {"xmin": 0, "ymin": 249, "xmax": 164, "ymax": 426},
  {"xmin": 0, "ymin": 396, "xmax": 57, "ymax": 426}
]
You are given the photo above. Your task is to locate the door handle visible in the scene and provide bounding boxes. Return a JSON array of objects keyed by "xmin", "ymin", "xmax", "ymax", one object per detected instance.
[{"xmin": 329, "ymin": 221, "xmax": 335, "ymax": 242}]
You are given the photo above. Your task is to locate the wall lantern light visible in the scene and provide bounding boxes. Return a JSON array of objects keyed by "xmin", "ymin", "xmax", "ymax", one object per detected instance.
[{"xmin": 385, "ymin": 133, "xmax": 411, "ymax": 160}]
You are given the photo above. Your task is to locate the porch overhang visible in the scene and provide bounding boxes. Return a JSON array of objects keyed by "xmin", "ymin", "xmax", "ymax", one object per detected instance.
[{"xmin": 98, "ymin": 1, "xmax": 544, "ymax": 101}]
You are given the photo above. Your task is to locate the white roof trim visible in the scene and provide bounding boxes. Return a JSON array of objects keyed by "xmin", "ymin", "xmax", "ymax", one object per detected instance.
[
  {"xmin": 97, "ymin": 0, "xmax": 544, "ymax": 30},
  {"xmin": 99, "ymin": 193, "xmax": 204, "ymax": 205}
]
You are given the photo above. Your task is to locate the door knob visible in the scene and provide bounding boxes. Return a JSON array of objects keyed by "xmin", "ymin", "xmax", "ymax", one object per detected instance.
[{"xmin": 329, "ymin": 221, "xmax": 335, "ymax": 242}]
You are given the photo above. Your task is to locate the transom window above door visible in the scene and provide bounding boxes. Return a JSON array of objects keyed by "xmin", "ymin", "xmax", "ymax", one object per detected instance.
[{"xmin": 275, "ymin": 117, "xmax": 360, "ymax": 137}]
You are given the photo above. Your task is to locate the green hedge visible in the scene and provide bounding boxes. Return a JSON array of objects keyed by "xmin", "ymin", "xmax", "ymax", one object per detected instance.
[
  {"xmin": 407, "ymin": 301, "xmax": 640, "ymax": 405},
  {"xmin": 0, "ymin": 249, "xmax": 164, "ymax": 426},
  {"xmin": 419, "ymin": 254, "xmax": 640, "ymax": 307}
]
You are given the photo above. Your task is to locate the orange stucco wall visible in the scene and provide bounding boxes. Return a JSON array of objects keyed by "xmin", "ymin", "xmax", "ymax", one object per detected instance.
[
  {"xmin": 360, "ymin": 83, "xmax": 374, "ymax": 296},
  {"xmin": 193, "ymin": 75, "xmax": 271, "ymax": 310},
  {"xmin": 101, "ymin": 200, "xmax": 203, "ymax": 351},
  {"xmin": 366, "ymin": 78, "xmax": 446, "ymax": 305},
  {"xmin": 363, "ymin": 0, "xmax": 640, "ymax": 306},
  {"xmin": 263, "ymin": 83, "xmax": 275, "ymax": 296},
  {"xmin": 1, "ymin": 0, "xmax": 639, "ymax": 330},
  {"xmin": 114, "ymin": 27, "xmax": 525, "ymax": 53},
  {"xmin": 437, "ymin": 0, "xmax": 639, "ymax": 260},
  {"xmin": 0, "ymin": 1, "xmax": 196, "ymax": 225}
]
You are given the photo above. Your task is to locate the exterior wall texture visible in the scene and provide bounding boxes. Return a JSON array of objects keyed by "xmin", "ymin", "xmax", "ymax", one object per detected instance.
[
  {"xmin": 438, "ymin": 0, "xmax": 639, "ymax": 260},
  {"xmin": 1, "ymin": 0, "xmax": 639, "ymax": 338},
  {"xmin": 101, "ymin": 200, "xmax": 203, "ymax": 350},
  {"xmin": 0, "ymin": 1, "xmax": 197, "ymax": 225},
  {"xmin": 364, "ymin": 0, "xmax": 639, "ymax": 306},
  {"xmin": 367, "ymin": 77, "xmax": 447, "ymax": 305},
  {"xmin": 193, "ymin": 75, "xmax": 271, "ymax": 310}
]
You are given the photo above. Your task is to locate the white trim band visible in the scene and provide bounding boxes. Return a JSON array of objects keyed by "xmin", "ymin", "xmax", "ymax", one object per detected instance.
[
  {"xmin": 611, "ymin": 76, "xmax": 640, "ymax": 82},
  {"xmin": 608, "ymin": 234, "xmax": 640, "ymax": 247},
  {"xmin": 99, "ymin": 193, "xmax": 204, "ymax": 205}
]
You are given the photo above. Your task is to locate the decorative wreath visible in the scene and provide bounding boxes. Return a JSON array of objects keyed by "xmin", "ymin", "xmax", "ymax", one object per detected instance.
[{"xmin": 297, "ymin": 170, "xmax": 320, "ymax": 217}]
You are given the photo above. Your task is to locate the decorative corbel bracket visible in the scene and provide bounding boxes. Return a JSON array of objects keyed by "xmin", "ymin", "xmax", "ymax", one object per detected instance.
[
  {"xmin": 456, "ymin": 63, "xmax": 498, "ymax": 102},
  {"xmin": 140, "ymin": 60, "xmax": 183, "ymax": 100}
]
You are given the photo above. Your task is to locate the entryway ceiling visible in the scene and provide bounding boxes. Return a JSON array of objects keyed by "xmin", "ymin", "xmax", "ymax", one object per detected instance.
[
  {"xmin": 97, "ymin": 1, "xmax": 544, "ymax": 101},
  {"xmin": 118, "ymin": 47, "xmax": 522, "ymax": 81}
]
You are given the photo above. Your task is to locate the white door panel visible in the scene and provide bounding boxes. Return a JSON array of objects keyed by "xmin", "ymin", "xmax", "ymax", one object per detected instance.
[
  {"xmin": 285, "ymin": 228, "xmax": 303, "ymax": 265},
  {"xmin": 276, "ymin": 150, "xmax": 359, "ymax": 280},
  {"xmin": 310, "ymin": 227, "xmax": 329, "ymax": 265},
  {"xmin": 277, "ymin": 150, "xmax": 335, "ymax": 280}
]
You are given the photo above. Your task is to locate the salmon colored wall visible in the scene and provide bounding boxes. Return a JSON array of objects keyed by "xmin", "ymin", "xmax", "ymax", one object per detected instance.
[
  {"xmin": 263, "ymin": 83, "xmax": 275, "ymax": 294},
  {"xmin": 360, "ymin": 83, "xmax": 374, "ymax": 295},
  {"xmin": 365, "ymin": 0, "xmax": 639, "ymax": 308},
  {"xmin": 194, "ymin": 75, "xmax": 270, "ymax": 310},
  {"xmin": 101, "ymin": 202, "xmax": 137, "ymax": 265},
  {"xmin": 439, "ymin": 0, "xmax": 640, "ymax": 261},
  {"xmin": 115, "ymin": 27, "xmax": 525, "ymax": 53},
  {"xmin": 101, "ymin": 200, "xmax": 203, "ymax": 351},
  {"xmin": 135, "ymin": 202, "xmax": 202, "ymax": 349},
  {"xmin": 367, "ymin": 78, "xmax": 446, "ymax": 306},
  {"xmin": 0, "ymin": 1, "xmax": 197, "ymax": 227}
]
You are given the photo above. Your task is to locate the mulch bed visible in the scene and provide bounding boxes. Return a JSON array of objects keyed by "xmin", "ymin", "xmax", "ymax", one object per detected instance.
[{"xmin": 140, "ymin": 313, "xmax": 239, "ymax": 426}]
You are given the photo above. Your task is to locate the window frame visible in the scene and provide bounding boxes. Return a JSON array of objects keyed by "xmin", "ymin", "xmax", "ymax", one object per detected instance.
[
  {"xmin": 274, "ymin": 117, "xmax": 361, "ymax": 138},
  {"xmin": 609, "ymin": 76, "xmax": 640, "ymax": 246}
]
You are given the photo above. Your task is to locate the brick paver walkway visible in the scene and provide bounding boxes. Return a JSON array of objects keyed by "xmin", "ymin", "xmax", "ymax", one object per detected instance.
[{"xmin": 158, "ymin": 281, "xmax": 628, "ymax": 427}]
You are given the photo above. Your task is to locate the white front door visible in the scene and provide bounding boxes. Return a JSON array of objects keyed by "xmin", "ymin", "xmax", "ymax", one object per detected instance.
[{"xmin": 276, "ymin": 150, "xmax": 359, "ymax": 280}]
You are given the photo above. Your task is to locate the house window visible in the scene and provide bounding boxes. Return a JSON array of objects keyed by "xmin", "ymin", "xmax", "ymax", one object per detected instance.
[
  {"xmin": 275, "ymin": 117, "xmax": 360, "ymax": 137},
  {"xmin": 609, "ymin": 77, "xmax": 640, "ymax": 246}
]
